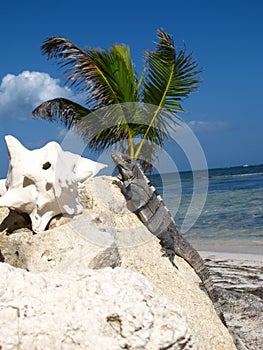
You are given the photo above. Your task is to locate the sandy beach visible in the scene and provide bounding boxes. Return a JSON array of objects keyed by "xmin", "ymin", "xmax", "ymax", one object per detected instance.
[
  {"xmin": 197, "ymin": 248, "xmax": 262, "ymax": 350},
  {"xmin": 198, "ymin": 249, "xmax": 262, "ymax": 297},
  {"xmin": 193, "ymin": 239, "xmax": 262, "ymax": 296}
]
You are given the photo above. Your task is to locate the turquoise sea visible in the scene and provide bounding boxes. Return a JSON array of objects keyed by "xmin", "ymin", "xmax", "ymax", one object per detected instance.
[{"xmin": 150, "ymin": 164, "xmax": 263, "ymax": 254}]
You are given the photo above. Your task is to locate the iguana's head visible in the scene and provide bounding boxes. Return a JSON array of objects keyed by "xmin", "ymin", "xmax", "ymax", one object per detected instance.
[{"xmin": 111, "ymin": 152, "xmax": 137, "ymax": 181}]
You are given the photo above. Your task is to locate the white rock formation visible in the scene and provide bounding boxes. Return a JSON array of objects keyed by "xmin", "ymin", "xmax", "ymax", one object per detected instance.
[
  {"xmin": 0, "ymin": 135, "xmax": 107, "ymax": 233},
  {"xmin": 0, "ymin": 176, "xmax": 238, "ymax": 350},
  {"xmin": 0, "ymin": 264, "xmax": 196, "ymax": 350}
]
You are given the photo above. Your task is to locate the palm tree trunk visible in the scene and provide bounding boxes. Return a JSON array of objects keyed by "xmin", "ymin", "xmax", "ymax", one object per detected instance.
[{"xmin": 128, "ymin": 129, "xmax": 135, "ymax": 159}]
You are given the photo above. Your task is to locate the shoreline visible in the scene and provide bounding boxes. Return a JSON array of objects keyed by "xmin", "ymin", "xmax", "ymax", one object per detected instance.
[
  {"xmin": 192, "ymin": 240, "xmax": 263, "ymax": 256},
  {"xmin": 198, "ymin": 249, "xmax": 262, "ymax": 266},
  {"xmin": 196, "ymin": 247, "xmax": 262, "ymax": 300},
  {"xmin": 198, "ymin": 247, "xmax": 263, "ymax": 349}
]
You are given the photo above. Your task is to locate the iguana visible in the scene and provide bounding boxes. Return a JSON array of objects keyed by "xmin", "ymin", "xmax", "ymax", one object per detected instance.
[
  {"xmin": 111, "ymin": 152, "xmax": 226, "ymax": 326},
  {"xmin": 112, "ymin": 152, "xmax": 249, "ymax": 350}
]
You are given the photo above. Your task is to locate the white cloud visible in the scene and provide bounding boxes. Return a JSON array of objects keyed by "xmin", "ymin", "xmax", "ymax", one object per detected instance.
[
  {"xmin": 0, "ymin": 70, "xmax": 83, "ymax": 120},
  {"xmin": 188, "ymin": 120, "xmax": 230, "ymax": 133}
]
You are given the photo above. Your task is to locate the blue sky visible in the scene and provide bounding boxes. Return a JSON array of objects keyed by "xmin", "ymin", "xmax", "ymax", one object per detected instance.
[{"xmin": 0, "ymin": 0, "xmax": 262, "ymax": 177}]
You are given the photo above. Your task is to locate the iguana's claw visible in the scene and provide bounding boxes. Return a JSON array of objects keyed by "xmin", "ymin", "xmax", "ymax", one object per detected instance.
[{"xmin": 161, "ymin": 248, "xmax": 178, "ymax": 269}]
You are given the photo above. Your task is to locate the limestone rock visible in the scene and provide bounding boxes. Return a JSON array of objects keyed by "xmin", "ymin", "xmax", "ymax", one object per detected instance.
[
  {"xmin": 0, "ymin": 212, "xmax": 119, "ymax": 272},
  {"xmin": 0, "ymin": 176, "xmax": 238, "ymax": 349},
  {"xmin": 0, "ymin": 263, "xmax": 196, "ymax": 350}
]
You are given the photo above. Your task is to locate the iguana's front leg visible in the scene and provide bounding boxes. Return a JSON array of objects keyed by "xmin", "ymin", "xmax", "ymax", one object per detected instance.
[{"xmin": 113, "ymin": 179, "xmax": 132, "ymax": 200}]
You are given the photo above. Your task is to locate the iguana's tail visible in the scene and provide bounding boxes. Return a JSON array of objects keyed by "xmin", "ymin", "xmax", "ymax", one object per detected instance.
[{"xmin": 161, "ymin": 223, "xmax": 227, "ymax": 327}]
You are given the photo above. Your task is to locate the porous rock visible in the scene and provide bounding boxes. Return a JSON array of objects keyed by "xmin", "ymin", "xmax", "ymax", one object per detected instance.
[
  {"xmin": 0, "ymin": 264, "xmax": 196, "ymax": 350},
  {"xmin": 0, "ymin": 176, "xmax": 238, "ymax": 350},
  {"xmin": 0, "ymin": 211, "xmax": 119, "ymax": 272}
]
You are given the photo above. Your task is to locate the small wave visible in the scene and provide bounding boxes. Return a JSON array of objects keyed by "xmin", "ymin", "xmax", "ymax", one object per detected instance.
[
  {"xmin": 232, "ymin": 172, "xmax": 263, "ymax": 178},
  {"xmin": 210, "ymin": 172, "xmax": 263, "ymax": 179}
]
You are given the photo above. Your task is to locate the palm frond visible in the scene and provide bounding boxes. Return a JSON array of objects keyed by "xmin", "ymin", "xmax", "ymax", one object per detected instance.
[
  {"xmin": 41, "ymin": 37, "xmax": 138, "ymax": 109},
  {"xmin": 31, "ymin": 98, "xmax": 91, "ymax": 128},
  {"xmin": 135, "ymin": 29, "xmax": 201, "ymax": 158},
  {"xmin": 142, "ymin": 30, "xmax": 201, "ymax": 112},
  {"xmin": 71, "ymin": 104, "xmax": 136, "ymax": 152},
  {"xmin": 142, "ymin": 29, "xmax": 202, "ymax": 112},
  {"xmin": 109, "ymin": 45, "xmax": 139, "ymax": 102}
]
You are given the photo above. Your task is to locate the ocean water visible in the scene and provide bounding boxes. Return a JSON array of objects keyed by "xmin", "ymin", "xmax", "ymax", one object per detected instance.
[{"xmin": 149, "ymin": 164, "xmax": 263, "ymax": 254}]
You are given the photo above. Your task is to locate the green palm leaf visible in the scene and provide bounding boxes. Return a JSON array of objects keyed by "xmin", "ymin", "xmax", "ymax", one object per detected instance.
[
  {"xmin": 34, "ymin": 38, "xmax": 140, "ymax": 156},
  {"xmin": 142, "ymin": 29, "xmax": 201, "ymax": 111},
  {"xmin": 40, "ymin": 37, "xmax": 138, "ymax": 108},
  {"xmin": 135, "ymin": 29, "xmax": 201, "ymax": 157}
]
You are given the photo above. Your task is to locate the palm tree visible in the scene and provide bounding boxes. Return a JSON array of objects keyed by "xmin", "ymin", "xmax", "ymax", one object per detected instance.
[{"xmin": 32, "ymin": 29, "xmax": 201, "ymax": 168}]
